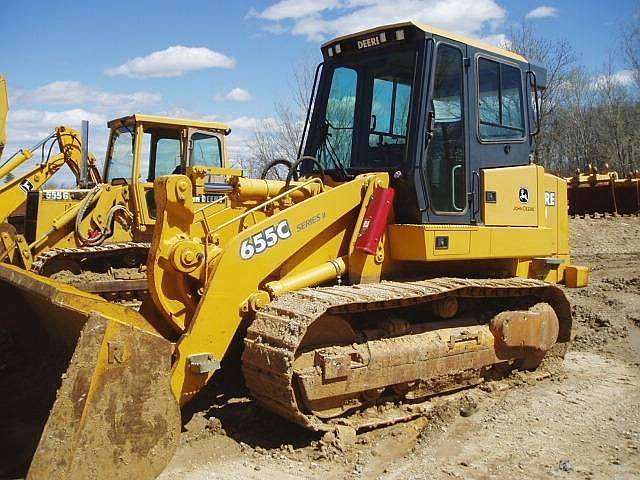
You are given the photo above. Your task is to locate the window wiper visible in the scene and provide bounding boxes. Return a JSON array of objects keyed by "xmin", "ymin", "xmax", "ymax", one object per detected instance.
[{"xmin": 318, "ymin": 119, "xmax": 351, "ymax": 180}]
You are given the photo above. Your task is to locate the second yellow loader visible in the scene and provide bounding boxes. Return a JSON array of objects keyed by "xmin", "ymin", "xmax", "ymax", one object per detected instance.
[{"xmin": 1, "ymin": 113, "xmax": 235, "ymax": 298}]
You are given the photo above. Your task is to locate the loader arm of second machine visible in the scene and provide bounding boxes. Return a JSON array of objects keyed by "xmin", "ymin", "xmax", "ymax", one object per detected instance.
[{"xmin": 0, "ymin": 127, "xmax": 93, "ymax": 225}]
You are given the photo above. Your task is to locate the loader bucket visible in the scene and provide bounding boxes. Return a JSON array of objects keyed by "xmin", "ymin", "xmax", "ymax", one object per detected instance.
[
  {"xmin": 567, "ymin": 171, "xmax": 640, "ymax": 216},
  {"xmin": 567, "ymin": 181, "xmax": 616, "ymax": 216},
  {"xmin": 0, "ymin": 264, "xmax": 180, "ymax": 480}
]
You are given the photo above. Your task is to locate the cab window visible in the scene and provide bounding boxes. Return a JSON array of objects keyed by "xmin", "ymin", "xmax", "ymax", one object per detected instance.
[
  {"xmin": 368, "ymin": 71, "xmax": 412, "ymax": 148},
  {"xmin": 139, "ymin": 132, "xmax": 183, "ymax": 182},
  {"xmin": 478, "ymin": 58, "xmax": 525, "ymax": 140},
  {"xmin": 154, "ymin": 138, "xmax": 182, "ymax": 176},
  {"xmin": 316, "ymin": 66, "xmax": 358, "ymax": 170},
  {"xmin": 105, "ymin": 127, "xmax": 134, "ymax": 182},
  {"xmin": 190, "ymin": 133, "xmax": 222, "ymax": 167}
]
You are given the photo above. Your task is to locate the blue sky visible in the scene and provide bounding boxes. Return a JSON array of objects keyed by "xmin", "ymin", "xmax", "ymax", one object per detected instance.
[{"xmin": 1, "ymin": 0, "xmax": 638, "ymax": 165}]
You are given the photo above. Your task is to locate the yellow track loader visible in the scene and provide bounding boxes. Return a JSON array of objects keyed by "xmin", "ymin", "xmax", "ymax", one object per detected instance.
[
  {"xmin": 567, "ymin": 164, "xmax": 640, "ymax": 216},
  {"xmin": 1, "ymin": 114, "xmax": 235, "ymax": 297},
  {"xmin": 0, "ymin": 22, "xmax": 589, "ymax": 480}
]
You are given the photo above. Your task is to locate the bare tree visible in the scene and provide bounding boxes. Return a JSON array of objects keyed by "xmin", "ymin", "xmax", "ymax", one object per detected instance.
[
  {"xmin": 503, "ymin": 22, "xmax": 577, "ymax": 170},
  {"xmin": 622, "ymin": 14, "xmax": 640, "ymax": 89},
  {"xmin": 504, "ymin": 21, "xmax": 640, "ymax": 176},
  {"xmin": 546, "ymin": 66, "xmax": 598, "ymax": 173},
  {"xmin": 248, "ymin": 57, "xmax": 317, "ymax": 177}
]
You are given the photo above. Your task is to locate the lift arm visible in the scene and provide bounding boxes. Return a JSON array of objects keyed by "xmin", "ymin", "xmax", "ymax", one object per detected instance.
[{"xmin": 147, "ymin": 172, "xmax": 387, "ymax": 404}]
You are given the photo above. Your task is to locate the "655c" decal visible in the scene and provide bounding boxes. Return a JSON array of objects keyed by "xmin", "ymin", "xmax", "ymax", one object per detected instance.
[{"xmin": 240, "ymin": 220, "xmax": 292, "ymax": 260}]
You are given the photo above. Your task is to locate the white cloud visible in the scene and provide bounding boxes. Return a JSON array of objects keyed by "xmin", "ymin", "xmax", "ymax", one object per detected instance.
[
  {"xmin": 214, "ymin": 87, "xmax": 253, "ymax": 102},
  {"xmin": 8, "ymin": 108, "xmax": 106, "ymax": 142},
  {"xmin": 250, "ymin": 0, "xmax": 341, "ymax": 20},
  {"xmin": 4, "ymin": 108, "xmax": 109, "ymax": 184},
  {"xmin": 480, "ymin": 33, "xmax": 507, "ymax": 47},
  {"xmin": 226, "ymin": 116, "xmax": 277, "ymax": 130},
  {"xmin": 12, "ymin": 80, "xmax": 162, "ymax": 110},
  {"xmin": 262, "ymin": 23, "xmax": 289, "ymax": 34},
  {"xmin": 225, "ymin": 116, "xmax": 276, "ymax": 162},
  {"xmin": 593, "ymin": 69, "xmax": 636, "ymax": 89},
  {"xmin": 105, "ymin": 46, "xmax": 235, "ymax": 78},
  {"xmin": 251, "ymin": 0, "xmax": 506, "ymax": 42},
  {"xmin": 611, "ymin": 70, "xmax": 636, "ymax": 86},
  {"xmin": 525, "ymin": 6, "xmax": 559, "ymax": 19}
]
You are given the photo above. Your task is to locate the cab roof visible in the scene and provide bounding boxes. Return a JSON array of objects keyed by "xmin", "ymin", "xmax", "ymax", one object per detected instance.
[
  {"xmin": 108, "ymin": 113, "xmax": 231, "ymax": 134},
  {"xmin": 323, "ymin": 21, "xmax": 527, "ymax": 63}
]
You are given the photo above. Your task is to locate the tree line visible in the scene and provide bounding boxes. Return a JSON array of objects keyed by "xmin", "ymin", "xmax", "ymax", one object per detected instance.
[{"xmin": 507, "ymin": 21, "xmax": 640, "ymax": 177}]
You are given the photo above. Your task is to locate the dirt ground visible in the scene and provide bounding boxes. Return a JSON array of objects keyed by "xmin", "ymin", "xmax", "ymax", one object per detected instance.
[{"xmin": 156, "ymin": 216, "xmax": 640, "ymax": 480}]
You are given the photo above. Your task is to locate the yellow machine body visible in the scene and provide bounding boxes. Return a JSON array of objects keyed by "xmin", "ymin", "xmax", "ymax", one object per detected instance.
[
  {"xmin": 148, "ymin": 164, "xmax": 583, "ymax": 405},
  {"xmin": 1, "ymin": 114, "xmax": 235, "ymax": 292},
  {"xmin": 0, "ymin": 126, "xmax": 101, "ymax": 227},
  {"xmin": 0, "ymin": 76, "xmax": 101, "ymax": 229}
]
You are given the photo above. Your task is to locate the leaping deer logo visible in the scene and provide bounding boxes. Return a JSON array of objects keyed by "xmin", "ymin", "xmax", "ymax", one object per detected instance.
[{"xmin": 518, "ymin": 187, "xmax": 529, "ymax": 203}]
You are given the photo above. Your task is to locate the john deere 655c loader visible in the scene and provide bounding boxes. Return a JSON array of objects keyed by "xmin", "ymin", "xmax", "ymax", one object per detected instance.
[{"xmin": 0, "ymin": 22, "xmax": 588, "ymax": 480}]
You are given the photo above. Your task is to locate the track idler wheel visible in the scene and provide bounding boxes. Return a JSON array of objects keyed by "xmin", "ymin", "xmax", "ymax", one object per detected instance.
[{"xmin": 490, "ymin": 302, "xmax": 560, "ymax": 369}]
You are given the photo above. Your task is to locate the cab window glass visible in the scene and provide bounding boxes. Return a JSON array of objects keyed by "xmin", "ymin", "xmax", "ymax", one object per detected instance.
[
  {"xmin": 139, "ymin": 133, "xmax": 151, "ymax": 180},
  {"xmin": 478, "ymin": 58, "xmax": 524, "ymax": 140},
  {"xmin": 155, "ymin": 138, "xmax": 182, "ymax": 177},
  {"xmin": 369, "ymin": 77, "xmax": 411, "ymax": 147},
  {"xmin": 318, "ymin": 67, "xmax": 357, "ymax": 169},
  {"xmin": 364, "ymin": 49, "xmax": 415, "ymax": 169},
  {"xmin": 105, "ymin": 127, "xmax": 134, "ymax": 181},
  {"xmin": 190, "ymin": 133, "xmax": 222, "ymax": 167}
]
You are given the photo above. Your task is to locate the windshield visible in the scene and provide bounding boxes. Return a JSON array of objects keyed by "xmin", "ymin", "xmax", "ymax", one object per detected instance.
[
  {"xmin": 105, "ymin": 126, "xmax": 134, "ymax": 182},
  {"xmin": 190, "ymin": 132, "xmax": 223, "ymax": 168},
  {"xmin": 306, "ymin": 47, "xmax": 417, "ymax": 173}
]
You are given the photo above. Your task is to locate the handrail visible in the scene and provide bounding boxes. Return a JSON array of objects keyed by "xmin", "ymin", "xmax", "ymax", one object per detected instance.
[
  {"xmin": 193, "ymin": 193, "xmax": 229, "ymax": 216},
  {"xmin": 451, "ymin": 164, "xmax": 463, "ymax": 211}
]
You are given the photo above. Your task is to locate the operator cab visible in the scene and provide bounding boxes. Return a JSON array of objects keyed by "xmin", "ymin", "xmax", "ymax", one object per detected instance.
[
  {"xmin": 302, "ymin": 22, "xmax": 546, "ymax": 224},
  {"xmin": 103, "ymin": 114, "xmax": 231, "ymax": 222},
  {"xmin": 103, "ymin": 114, "xmax": 230, "ymax": 184}
]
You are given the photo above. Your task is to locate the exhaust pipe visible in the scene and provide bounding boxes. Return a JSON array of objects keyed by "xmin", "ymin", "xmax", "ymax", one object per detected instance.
[{"xmin": 80, "ymin": 120, "xmax": 89, "ymax": 187}]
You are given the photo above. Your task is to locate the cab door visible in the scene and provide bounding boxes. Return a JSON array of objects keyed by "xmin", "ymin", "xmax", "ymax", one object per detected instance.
[
  {"xmin": 133, "ymin": 127, "xmax": 184, "ymax": 229},
  {"xmin": 466, "ymin": 51, "xmax": 532, "ymax": 224},
  {"xmin": 421, "ymin": 37, "xmax": 471, "ymax": 225}
]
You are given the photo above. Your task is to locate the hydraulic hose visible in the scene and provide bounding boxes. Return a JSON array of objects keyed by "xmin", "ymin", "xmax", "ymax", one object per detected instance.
[{"xmin": 74, "ymin": 185, "xmax": 129, "ymax": 246}]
